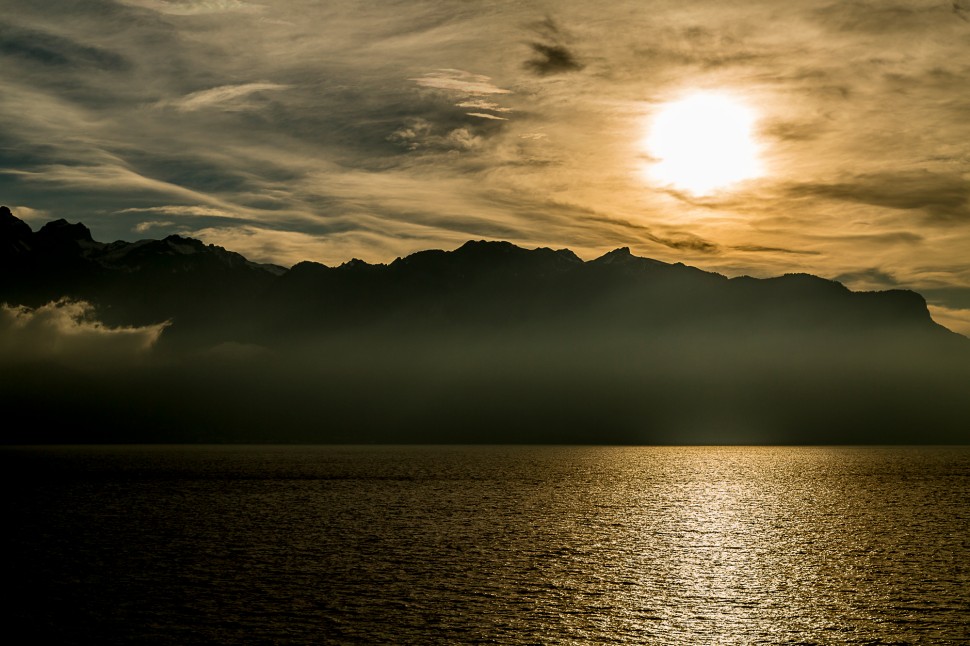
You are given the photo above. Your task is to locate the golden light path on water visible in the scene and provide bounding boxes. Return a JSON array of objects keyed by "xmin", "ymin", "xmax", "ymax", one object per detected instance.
[
  {"xmin": 6, "ymin": 445, "xmax": 969, "ymax": 643},
  {"xmin": 643, "ymin": 91, "xmax": 764, "ymax": 196}
]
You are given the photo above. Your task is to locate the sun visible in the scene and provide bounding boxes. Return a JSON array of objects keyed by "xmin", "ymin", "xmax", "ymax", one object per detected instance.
[{"xmin": 643, "ymin": 91, "xmax": 763, "ymax": 196}]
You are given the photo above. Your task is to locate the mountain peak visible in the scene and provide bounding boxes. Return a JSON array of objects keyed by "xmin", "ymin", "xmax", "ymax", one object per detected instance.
[
  {"xmin": 37, "ymin": 218, "xmax": 94, "ymax": 244},
  {"xmin": 339, "ymin": 257, "xmax": 377, "ymax": 270},
  {"xmin": 160, "ymin": 234, "xmax": 208, "ymax": 254},
  {"xmin": 0, "ymin": 205, "xmax": 35, "ymax": 257},
  {"xmin": 1, "ymin": 205, "xmax": 32, "ymax": 237},
  {"xmin": 455, "ymin": 240, "xmax": 522, "ymax": 255},
  {"xmin": 591, "ymin": 246, "xmax": 665, "ymax": 267},
  {"xmin": 593, "ymin": 247, "xmax": 633, "ymax": 262}
]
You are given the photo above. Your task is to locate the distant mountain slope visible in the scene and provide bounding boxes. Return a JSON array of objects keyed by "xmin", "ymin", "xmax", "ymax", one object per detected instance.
[
  {"xmin": 1, "ymin": 205, "xmax": 968, "ymax": 444},
  {"xmin": 1, "ymin": 206, "xmax": 283, "ymax": 334},
  {"xmin": 4, "ymin": 207, "xmax": 956, "ymax": 341}
]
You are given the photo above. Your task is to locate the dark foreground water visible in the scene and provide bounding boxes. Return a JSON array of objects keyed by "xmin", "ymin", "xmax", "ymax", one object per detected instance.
[{"xmin": 3, "ymin": 446, "xmax": 969, "ymax": 644}]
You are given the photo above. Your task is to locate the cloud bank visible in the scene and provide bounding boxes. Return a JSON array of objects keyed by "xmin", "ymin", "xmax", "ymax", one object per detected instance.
[{"xmin": 0, "ymin": 300, "xmax": 168, "ymax": 367}]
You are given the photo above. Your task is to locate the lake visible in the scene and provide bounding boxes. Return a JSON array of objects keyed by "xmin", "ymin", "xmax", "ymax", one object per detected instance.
[{"xmin": 3, "ymin": 445, "xmax": 968, "ymax": 644}]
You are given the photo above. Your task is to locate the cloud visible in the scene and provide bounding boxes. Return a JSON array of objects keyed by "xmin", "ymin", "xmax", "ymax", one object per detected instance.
[
  {"xmin": 409, "ymin": 69, "xmax": 514, "ymax": 121},
  {"xmin": 1, "ymin": 0, "xmax": 969, "ymax": 308},
  {"xmin": 133, "ymin": 220, "xmax": 175, "ymax": 233},
  {"xmin": 386, "ymin": 118, "xmax": 435, "ymax": 151},
  {"xmin": 927, "ymin": 304, "xmax": 970, "ymax": 337},
  {"xmin": 732, "ymin": 244, "xmax": 822, "ymax": 256},
  {"xmin": 785, "ymin": 171, "xmax": 970, "ymax": 223},
  {"xmin": 0, "ymin": 300, "xmax": 169, "ymax": 367},
  {"xmin": 813, "ymin": 1, "xmax": 960, "ymax": 34},
  {"xmin": 956, "ymin": 1, "xmax": 970, "ymax": 22},
  {"xmin": 0, "ymin": 21, "xmax": 130, "ymax": 71},
  {"xmin": 523, "ymin": 17, "xmax": 584, "ymax": 76},
  {"xmin": 525, "ymin": 43, "xmax": 584, "ymax": 76},
  {"xmin": 922, "ymin": 286, "xmax": 970, "ymax": 310},
  {"xmin": 187, "ymin": 223, "xmax": 469, "ymax": 267},
  {"xmin": 652, "ymin": 233, "xmax": 720, "ymax": 254},
  {"xmin": 5, "ymin": 163, "xmax": 223, "ymax": 204},
  {"xmin": 411, "ymin": 69, "xmax": 511, "ymax": 95},
  {"xmin": 387, "ymin": 119, "xmax": 484, "ymax": 152},
  {"xmin": 456, "ymin": 100, "xmax": 512, "ymax": 113},
  {"xmin": 117, "ymin": 0, "xmax": 260, "ymax": 14},
  {"xmin": 8, "ymin": 205, "xmax": 50, "ymax": 224},
  {"xmin": 189, "ymin": 224, "xmax": 378, "ymax": 267},
  {"xmin": 444, "ymin": 128, "xmax": 484, "ymax": 149},
  {"xmin": 466, "ymin": 112, "xmax": 507, "ymax": 121},
  {"xmin": 761, "ymin": 118, "xmax": 829, "ymax": 142},
  {"xmin": 118, "ymin": 205, "xmax": 239, "ymax": 219},
  {"xmin": 833, "ymin": 267, "xmax": 899, "ymax": 290},
  {"xmin": 161, "ymin": 83, "xmax": 291, "ymax": 112}
]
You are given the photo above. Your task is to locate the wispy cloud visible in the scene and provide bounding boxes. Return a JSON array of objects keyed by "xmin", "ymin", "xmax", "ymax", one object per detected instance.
[
  {"xmin": 409, "ymin": 69, "xmax": 514, "ymax": 121},
  {"xmin": 117, "ymin": 0, "xmax": 261, "ymax": 15},
  {"xmin": 411, "ymin": 69, "xmax": 511, "ymax": 95},
  {"xmin": 132, "ymin": 220, "xmax": 175, "ymax": 233},
  {"xmin": 118, "ymin": 205, "xmax": 238, "ymax": 219},
  {"xmin": 0, "ymin": 21, "xmax": 129, "ymax": 71},
  {"xmin": 456, "ymin": 100, "xmax": 512, "ymax": 113},
  {"xmin": 466, "ymin": 112, "xmax": 507, "ymax": 121},
  {"xmin": 786, "ymin": 170, "xmax": 970, "ymax": 224},
  {"xmin": 5, "ymin": 163, "xmax": 221, "ymax": 204},
  {"xmin": 161, "ymin": 83, "xmax": 290, "ymax": 112},
  {"xmin": 731, "ymin": 244, "xmax": 821, "ymax": 256}
]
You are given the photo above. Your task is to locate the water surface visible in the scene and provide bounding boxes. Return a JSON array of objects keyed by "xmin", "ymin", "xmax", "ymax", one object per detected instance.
[{"xmin": 4, "ymin": 446, "xmax": 968, "ymax": 644}]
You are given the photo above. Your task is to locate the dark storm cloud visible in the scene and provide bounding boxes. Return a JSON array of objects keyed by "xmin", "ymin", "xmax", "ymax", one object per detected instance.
[
  {"xmin": 786, "ymin": 171, "xmax": 970, "ymax": 223},
  {"xmin": 0, "ymin": 21, "xmax": 129, "ymax": 70},
  {"xmin": 524, "ymin": 17, "xmax": 583, "ymax": 76},
  {"xmin": 525, "ymin": 43, "xmax": 584, "ymax": 76},
  {"xmin": 955, "ymin": 1, "xmax": 970, "ymax": 22}
]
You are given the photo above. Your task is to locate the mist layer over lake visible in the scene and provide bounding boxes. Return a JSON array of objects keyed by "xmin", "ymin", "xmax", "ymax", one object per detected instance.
[{"xmin": 5, "ymin": 446, "xmax": 968, "ymax": 644}]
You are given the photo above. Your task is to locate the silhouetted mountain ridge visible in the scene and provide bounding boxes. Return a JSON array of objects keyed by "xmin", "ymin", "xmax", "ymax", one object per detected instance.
[
  {"xmin": 3, "ymin": 206, "xmax": 970, "ymax": 445},
  {"xmin": 0, "ymin": 206, "xmax": 961, "ymax": 347}
]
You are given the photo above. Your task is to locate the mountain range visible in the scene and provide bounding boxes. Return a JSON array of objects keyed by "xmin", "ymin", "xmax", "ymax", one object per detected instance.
[{"xmin": 1, "ymin": 205, "xmax": 968, "ymax": 444}]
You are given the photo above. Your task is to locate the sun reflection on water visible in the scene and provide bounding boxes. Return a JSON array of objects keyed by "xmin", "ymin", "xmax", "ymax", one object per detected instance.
[{"xmin": 6, "ymin": 445, "xmax": 968, "ymax": 644}]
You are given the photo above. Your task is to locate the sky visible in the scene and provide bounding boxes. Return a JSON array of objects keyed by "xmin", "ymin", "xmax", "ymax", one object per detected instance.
[{"xmin": 2, "ymin": 0, "xmax": 970, "ymax": 333}]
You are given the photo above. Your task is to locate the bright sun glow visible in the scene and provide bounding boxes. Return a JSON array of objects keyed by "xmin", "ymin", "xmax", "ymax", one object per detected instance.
[{"xmin": 644, "ymin": 91, "xmax": 763, "ymax": 196}]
